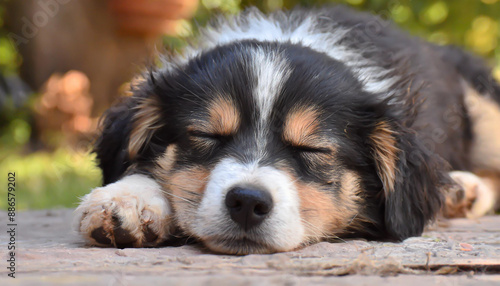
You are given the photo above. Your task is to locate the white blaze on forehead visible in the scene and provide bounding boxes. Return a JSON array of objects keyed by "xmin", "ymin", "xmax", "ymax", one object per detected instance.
[
  {"xmin": 251, "ymin": 47, "xmax": 291, "ymax": 132},
  {"xmin": 187, "ymin": 9, "xmax": 398, "ymax": 97},
  {"xmin": 193, "ymin": 158, "xmax": 305, "ymax": 251}
]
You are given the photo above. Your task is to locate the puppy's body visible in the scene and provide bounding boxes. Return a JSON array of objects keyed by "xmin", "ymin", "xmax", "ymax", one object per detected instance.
[{"xmin": 75, "ymin": 6, "xmax": 500, "ymax": 254}]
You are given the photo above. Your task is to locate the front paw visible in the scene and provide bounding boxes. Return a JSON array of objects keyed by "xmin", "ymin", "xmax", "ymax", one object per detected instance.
[
  {"xmin": 74, "ymin": 175, "xmax": 172, "ymax": 248},
  {"xmin": 444, "ymin": 171, "xmax": 496, "ymax": 219}
]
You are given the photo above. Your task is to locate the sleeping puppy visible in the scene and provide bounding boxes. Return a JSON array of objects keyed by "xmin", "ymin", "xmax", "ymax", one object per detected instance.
[{"xmin": 74, "ymin": 6, "xmax": 500, "ymax": 254}]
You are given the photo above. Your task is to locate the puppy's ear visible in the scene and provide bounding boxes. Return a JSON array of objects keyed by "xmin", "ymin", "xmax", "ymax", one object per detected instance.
[
  {"xmin": 369, "ymin": 121, "xmax": 448, "ymax": 240},
  {"xmin": 127, "ymin": 95, "xmax": 164, "ymax": 160},
  {"xmin": 94, "ymin": 97, "xmax": 135, "ymax": 185},
  {"xmin": 95, "ymin": 93, "xmax": 164, "ymax": 185}
]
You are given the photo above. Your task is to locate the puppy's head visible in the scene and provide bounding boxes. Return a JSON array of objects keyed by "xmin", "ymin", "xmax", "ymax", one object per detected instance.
[{"xmin": 97, "ymin": 41, "xmax": 446, "ymax": 254}]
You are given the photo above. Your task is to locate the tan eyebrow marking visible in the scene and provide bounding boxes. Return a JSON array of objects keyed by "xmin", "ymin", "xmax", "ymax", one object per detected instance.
[
  {"xmin": 283, "ymin": 106, "xmax": 330, "ymax": 149},
  {"xmin": 189, "ymin": 96, "xmax": 240, "ymax": 136}
]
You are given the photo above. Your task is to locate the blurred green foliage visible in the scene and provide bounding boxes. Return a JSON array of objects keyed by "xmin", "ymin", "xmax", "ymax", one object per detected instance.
[
  {"xmin": 0, "ymin": 149, "xmax": 101, "ymax": 210},
  {"xmin": 0, "ymin": 0, "xmax": 499, "ymax": 210},
  {"xmin": 0, "ymin": 3, "xmax": 21, "ymax": 75}
]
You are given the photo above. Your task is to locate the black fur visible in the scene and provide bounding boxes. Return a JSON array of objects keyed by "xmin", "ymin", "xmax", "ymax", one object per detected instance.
[
  {"xmin": 94, "ymin": 98, "xmax": 134, "ymax": 185},
  {"xmin": 381, "ymin": 121, "xmax": 449, "ymax": 240},
  {"xmin": 93, "ymin": 5, "xmax": 499, "ymax": 243}
]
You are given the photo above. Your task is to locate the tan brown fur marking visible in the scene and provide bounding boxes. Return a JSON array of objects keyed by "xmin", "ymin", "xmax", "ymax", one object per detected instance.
[
  {"xmin": 292, "ymin": 170, "xmax": 362, "ymax": 243},
  {"xmin": 188, "ymin": 97, "xmax": 240, "ymax": 152},
  {"xmin": 370, "ymin": 121, "xmax": 399, "ymax": 195},
  {"xmin": 464, "ymin": 83, "xmax": 500, "ymax": 172},
  {"xmin": 477, "ymin": 171, "xmax": 500, "ymax": 211},
  {"xmin": 337, "ymin": 171, "xmax": 370, "ymax": 230},
  {"xmin": 209, "ymin": 97, "xmax": 240, "ymax": 135},
  {"xmin": 283, "ymin": 106, "xmax": 322, "ymax": 147},
  {"xmin": 168, "ymin": 167, "xmax": 209, "ymax": 199},
  {"xmin": 128, "ymin": 96, "xmax": 163, "ymax": 159},
  {"xmin": 283, "ymin": 106, "xmax": 336, "ymax": 168},
  {"xmin": 191, "ymin": 96, "xmax": 240, "ymax": 135},
  {"xmin": 158, "ymin": 166, "xmax": 210, "ymax": 231},
  {"xmin": 154, "ymin": 145, "xmax": 208, "ymax": 208},
  {"xmin": 155, "ymin": 145, "xmax": 178, "ymax": 176},
  {"xmin": 123, "ymin": 75, "xmax": 147, "ymax": 97}
]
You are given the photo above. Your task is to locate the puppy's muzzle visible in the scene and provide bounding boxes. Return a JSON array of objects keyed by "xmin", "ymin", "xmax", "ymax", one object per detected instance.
[{"xmin": 225, "ymin": 186, "xmax": 273, "ymax": 231}]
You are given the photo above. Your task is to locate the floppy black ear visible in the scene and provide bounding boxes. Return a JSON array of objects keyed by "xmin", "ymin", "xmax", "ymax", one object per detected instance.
[
  {"xmin": 94, "ymin": 97, "xmax": 135, "ymax": 185},
  {"xmin": 95, "ymin": 92, "xmax": 165, "ymax": 185},
  {"xmin": 369, "ymin": 121, "xmax": 448, "ymax": 240}
]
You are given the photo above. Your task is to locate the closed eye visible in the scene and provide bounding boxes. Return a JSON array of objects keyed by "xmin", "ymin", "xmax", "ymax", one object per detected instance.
[{"xmin": 289, "ymin": 144, "xmax": 332, "ymax": 154}]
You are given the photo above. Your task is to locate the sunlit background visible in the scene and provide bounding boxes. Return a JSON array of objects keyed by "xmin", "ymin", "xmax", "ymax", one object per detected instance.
[{"xmin": 1, "ymin": 0, "xmax": 499, "ymax": 210}]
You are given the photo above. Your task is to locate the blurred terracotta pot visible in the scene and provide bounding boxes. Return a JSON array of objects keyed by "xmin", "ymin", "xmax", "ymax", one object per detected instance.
[{"xmin": 108, "ymin": 0, "xmax": 198, "ymax": 37}]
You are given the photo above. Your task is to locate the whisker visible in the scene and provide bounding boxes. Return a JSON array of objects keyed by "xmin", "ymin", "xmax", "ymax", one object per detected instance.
[
  {"xmin": 347, "ymin": 213, "xmax": 358, "ymax": 226},
  {"xmin": 161, "ymin": 190, "xmax": 199, "ymax": 205}
]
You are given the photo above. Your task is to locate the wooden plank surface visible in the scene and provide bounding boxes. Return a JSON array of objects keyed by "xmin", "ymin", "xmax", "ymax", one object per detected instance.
[{"xmin": 1, "ymin": 209, "xmax": 499, "ymax": 285}]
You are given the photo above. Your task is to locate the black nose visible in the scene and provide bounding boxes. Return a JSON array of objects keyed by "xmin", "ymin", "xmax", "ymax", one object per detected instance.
[{"xmin": 225, "ymin": 187, "xmax": 273, "ymax": 231}]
